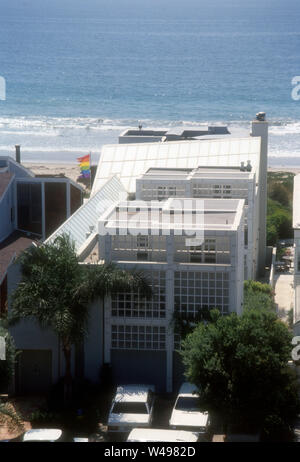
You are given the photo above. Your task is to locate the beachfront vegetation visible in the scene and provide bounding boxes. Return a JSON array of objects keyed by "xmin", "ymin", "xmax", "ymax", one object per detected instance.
[
  {"xmin": 243, "ymin": 280, "xmax": 275, "ymax": 311},
  {"xmin": 267, "ymin": 172, "xmax": 294, "ymax": 246},
  {"xmin": 9, "ymin": 234, "xmax": 151, "ymax": 402},
  {"xmin": 180, "ymin": 307, "xmax": 300, "ymax": 440}
]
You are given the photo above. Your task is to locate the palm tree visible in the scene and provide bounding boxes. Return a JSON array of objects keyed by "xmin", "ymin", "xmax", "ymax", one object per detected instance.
[
  {"xmin": 0, "ymin": 401, "xmax": 24, "ymax": 435},
  {"xmin": 9, "ymin": 234, "xmax": 151, "ymax": 401}
]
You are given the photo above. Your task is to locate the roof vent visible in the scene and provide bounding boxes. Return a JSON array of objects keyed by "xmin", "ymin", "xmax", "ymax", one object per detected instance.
[
  {"xmin": 240, "ymin": 161, "xmax": 245, "ymax": 171},
  {"xmin": 246, "ymin": 160, "xmax": 252, "ymax": 171}
]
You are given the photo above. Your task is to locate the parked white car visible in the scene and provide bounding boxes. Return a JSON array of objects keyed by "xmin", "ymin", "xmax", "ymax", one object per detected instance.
[
  {"xmin": 22, "ymin": 429, "xmax": 63, "ymax": 442},
  {"xmin": 127, "ymin": 428, "xmax": 199, "ymax": 442},
  {"xmin": 107, "ymin": 384, "xmax": 155, "ymax": 433},
  {"xmin": 169, "ymin": 382, "xmax": 209, "ymax": 433}
]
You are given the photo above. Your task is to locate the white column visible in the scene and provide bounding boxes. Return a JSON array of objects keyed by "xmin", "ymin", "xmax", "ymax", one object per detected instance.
[
  {"xmin": 66, "ymin": 182, "xmax": 71, "ymax": 218},
  {"xmin": 165, "ymin": 263, "xmax": 174, "ymax": 392},
  {"xmin": 251, "ymin": 114, "xmax": 268, "ymax": 276}
]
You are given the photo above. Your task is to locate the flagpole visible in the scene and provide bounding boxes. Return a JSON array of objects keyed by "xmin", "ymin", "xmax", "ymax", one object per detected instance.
[{"xmin": 89, "ymin": 151, "xmax": 92, "ymax": 191}]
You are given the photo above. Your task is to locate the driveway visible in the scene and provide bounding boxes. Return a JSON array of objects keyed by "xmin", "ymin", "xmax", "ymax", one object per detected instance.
[{"xmin": 274, "ymin": 273, "xmax": 294, "ymax": 323}]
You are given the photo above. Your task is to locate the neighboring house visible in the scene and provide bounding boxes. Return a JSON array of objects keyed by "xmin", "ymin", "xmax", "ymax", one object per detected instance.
[
  {"xmin": 118, "ymin": 125, "xmax": 230, "ymax": 144},
  {"xmin": 0, "ymin": 155, "xmax": 83, "ymax": 243},
  {"xmin": 7, "ymin": 113, "xmax": 268, "ymax": 394},
  {"xmin": 0, "ymin": 154, "xmax": 83, "ymax": 393},
  {"xmin": 0, "ymin": 154, "xmax": 84, "ymax": 314},
  {"xmin": 8, "ymin": 175, "xmax": 126, "ymax": 394}
]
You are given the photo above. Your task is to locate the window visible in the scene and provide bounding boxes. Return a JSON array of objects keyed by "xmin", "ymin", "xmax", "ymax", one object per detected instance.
[
  {"xmin": 157, "ymin": 186, "xmax": 166, "ymax": 199},
  {"xmin": 111, "ymin": 325, "xmax": 166, "ymax": 350},
  {"xmin": 112, "ymin": 402, "xmax": 148, "ymax": 414},
  {"xmin": 223, "ymin": 185, "xmax": 232, "ymax": 196},
  {"xmin": 174, "ymin": 271, "xmax": 229, "ymax": 317},
  {"xmin": 111, "ymin": 236, "xmax": 167, "ymax": 262},
  {"xmin": 175, "ymin": 397, "xmax": 200, "ymax": 411},
  {"xmin": 213, "ymin": 184, "xmax": 232, "ymax": 198},
  {"xmin": 213, "ymin": 185, "xmax": 221, "ymax": 197},
  {"xmin": 189, "ymin": 239, "xmax": 216, "ymax": 264},
  {"xmin": 137, "ymin": 235, "xmax": 149, "ymax": 261},
  {"xmin": 111, "ymin": 271, "xmax": 166, "ymax": 318}
]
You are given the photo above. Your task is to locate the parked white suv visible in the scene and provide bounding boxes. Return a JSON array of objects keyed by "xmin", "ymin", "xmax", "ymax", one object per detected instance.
[
  {"xmin": 169, "ymin": 382, "xmax": 209, "ymax": 433},
  {"xmin": 107, "ymin": 384, "xmax": 155, "ymax": 433}
]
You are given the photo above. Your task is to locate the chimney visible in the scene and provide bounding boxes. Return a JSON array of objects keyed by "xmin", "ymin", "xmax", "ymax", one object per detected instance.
[
  {"xmin": 15, "ymin": 145, "xmax": 21, "ymax": 164},
  {"xmin": 251, "ymin": 112, "xmax": 268, "ymax": 276}
]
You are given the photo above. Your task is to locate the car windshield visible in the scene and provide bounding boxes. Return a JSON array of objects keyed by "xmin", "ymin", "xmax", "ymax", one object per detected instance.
[
  {"xmin": 175, "ymin": 397, "xmax": 200, "ymax": 411},
  {"xmin": 112, "ymin": 402, "xmax": 148, "ymax": 414}
]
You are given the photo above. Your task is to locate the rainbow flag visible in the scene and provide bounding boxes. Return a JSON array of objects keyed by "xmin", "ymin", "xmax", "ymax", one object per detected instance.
[{"xmin": 77, "ymin": 154, "xmax": 91, "ymax": 179}]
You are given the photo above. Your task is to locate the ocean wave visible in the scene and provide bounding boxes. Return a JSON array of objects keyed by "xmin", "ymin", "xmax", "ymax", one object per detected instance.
[
  {"xmin": 0, "ymin": 115, "xmax": 299, "ymax": 132},
  {"xmin": 0, "ymin": 145, "xmax": 102, "ymax": 153}
]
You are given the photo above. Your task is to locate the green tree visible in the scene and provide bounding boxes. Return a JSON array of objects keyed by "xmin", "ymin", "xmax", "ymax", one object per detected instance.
[
  {"xmin": 243, "ymin": 280, "xmax": 275, "ymax": 311},
  {"xmin": 9, "ymin": 234, "xmax": 151, "ymax": 400},
  {"xmin": 267, "ymin": 199, "xmax": 293, "ymax": 246},
  {"xmin": 180, "ymin": 308, "xmax": 300, "ymax": 436}
]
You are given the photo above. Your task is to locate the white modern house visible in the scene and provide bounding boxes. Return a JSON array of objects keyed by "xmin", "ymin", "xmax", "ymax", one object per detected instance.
[
  {"xmin": 97, "ymin": 197, "xmax": 245, "ymax": 391},
  {"xmin": 7, "ymin": 113, "xmax": 269, "ymax": 394}
]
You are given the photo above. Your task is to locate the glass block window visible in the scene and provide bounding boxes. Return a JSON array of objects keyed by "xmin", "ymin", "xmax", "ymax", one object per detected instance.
[
  {"xmin": 141, "ymin": 184, "xmax": 186, "ymax": 201},
  {"xmin": 174, "ymin": 271, "xmax": 229, "ymax": 317},
  {"xmin": 111, "ymin": 325, "xmax": 166, "ymax": 350},
  {"xmin": 192, "ymin": 183, "xmax": 248, "ymax": 200},
  {"xmin": 111, "ymin": 271, "xmax": 166, "ymax": 318}
]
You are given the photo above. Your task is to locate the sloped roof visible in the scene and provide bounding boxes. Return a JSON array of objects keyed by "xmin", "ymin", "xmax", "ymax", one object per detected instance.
[
  {"xmin": 45, "ymin": 175, "xmax": 127, "ymax": 252},
  {"xmin": 92, "ymin": 137, "xmax": 261, "ymax": 194},
  {"xmin": 0, "ymin": 172, "xmax": 14, "ymax": 201},
  {"xmin": 0, "ymin": 231, "xmax": 38, "ymax": 283}
]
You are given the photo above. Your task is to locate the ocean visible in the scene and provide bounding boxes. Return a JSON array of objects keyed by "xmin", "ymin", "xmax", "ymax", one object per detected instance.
[{"xmin": 0, "ymin": 0, "xmax": 300, "ymax": 166}]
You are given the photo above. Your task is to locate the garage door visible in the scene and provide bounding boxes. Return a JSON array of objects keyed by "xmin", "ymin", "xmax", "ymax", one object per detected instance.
[
  {"xmin": 110, "ymin": 350, "xmax": 166, "ymax": 392},
  {"xmin": 17, "ymin": 349, "xmax": 52, "ymax": 394}
]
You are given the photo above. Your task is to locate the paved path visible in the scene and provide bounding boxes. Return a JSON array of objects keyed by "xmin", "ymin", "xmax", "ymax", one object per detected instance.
[{"xmin": 274, "ymin": 273, "xmax": 294, "ymax": 323}]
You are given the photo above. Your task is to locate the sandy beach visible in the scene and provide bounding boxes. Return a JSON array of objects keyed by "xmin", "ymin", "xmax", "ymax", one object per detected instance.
[
  {"xmin": 23, "ymin": 163, "xmax": 300, "ymax": 187},
  {"xmin": 23, "ymin": 163, "xmax": 82, "ymax": 185}
]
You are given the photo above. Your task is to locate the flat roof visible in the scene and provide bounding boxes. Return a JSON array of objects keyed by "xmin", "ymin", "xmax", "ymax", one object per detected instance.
[
  {"xmin": 100, "ymin": 198, "xmax": 244, "ymax": 232},
  {"xmin": 140, "ymin": 166, "xmax": 254, "ymax": 181}
]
